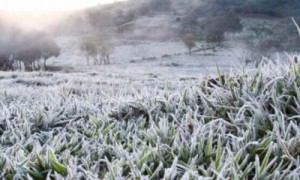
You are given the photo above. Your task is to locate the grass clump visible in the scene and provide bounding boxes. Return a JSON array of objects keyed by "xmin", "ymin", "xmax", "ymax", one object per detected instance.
[{"xmin": 0, "ymin": 58, "xmax": 300, "ymax": 179}]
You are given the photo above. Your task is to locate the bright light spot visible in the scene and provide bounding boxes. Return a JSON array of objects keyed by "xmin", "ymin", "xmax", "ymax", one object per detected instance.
[{"xmin": 0, "ymin": 0, "xmax": 125, "ymax": 12}]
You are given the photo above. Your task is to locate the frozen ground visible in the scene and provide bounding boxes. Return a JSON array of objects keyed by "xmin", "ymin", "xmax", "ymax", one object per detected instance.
[
  {"xmin": 48, "ymin": 12, "xmax": 245, "ymax": 80},
  {"xmin": 50, "ymin": 35, "xmax": 243, "ymax": 80}
]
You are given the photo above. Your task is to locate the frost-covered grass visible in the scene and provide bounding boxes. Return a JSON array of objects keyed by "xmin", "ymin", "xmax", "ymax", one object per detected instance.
[{"xmin": 1, "ymin": 59, "xmax": 300, "ymax": 179}]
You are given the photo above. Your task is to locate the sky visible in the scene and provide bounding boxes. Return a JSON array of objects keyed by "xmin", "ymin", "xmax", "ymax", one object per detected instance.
[{"xmin": 0, "ymin": 0, "xmax": 126, "ymax": 12}]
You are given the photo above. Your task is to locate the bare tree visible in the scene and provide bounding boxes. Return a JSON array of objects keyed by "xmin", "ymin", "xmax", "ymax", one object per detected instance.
[
  {"xmin": 80, "ymin": 35, "xmax": 114, "ymax": 65},
  {"xmin": 80, "ymin": 36, "xmax": 98, "ymax": 65},
  {"xmin": 99, "ymin": 39, "xmax": 113, "ymax": 65},
  {"xmin": 17, "ymin": 46, "xmax": 42, "ymax": 71},
  {"xmin": 0, "ymin": 55, "xmax": 14, "ymax": 71},
  {"xmin": 0, "ymin": 19, "xmax": 60, "ymax": 71},
  {"xmin": 13, "ymin": 31, "xmax": 61, "ymax": 71},
  {"xmin": 41, "ymin": 38, "xmax": 60, "ymax": 69}
]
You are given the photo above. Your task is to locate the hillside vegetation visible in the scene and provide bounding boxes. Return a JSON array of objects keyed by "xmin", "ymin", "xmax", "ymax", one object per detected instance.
[{"xmin": 63, "ymin": 0, "xmax": 300, "ymax": 54}]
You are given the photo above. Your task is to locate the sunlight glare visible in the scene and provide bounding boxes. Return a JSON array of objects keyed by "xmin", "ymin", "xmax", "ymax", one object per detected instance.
[{"xmin": 0, "ymin": 0, "xmax": 124, "ymax": 12}]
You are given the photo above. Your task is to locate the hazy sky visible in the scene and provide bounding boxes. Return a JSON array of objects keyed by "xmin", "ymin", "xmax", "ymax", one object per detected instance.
[{"xmin": 0, "ymin": 0, "xmax": 126, "ymax": 12}]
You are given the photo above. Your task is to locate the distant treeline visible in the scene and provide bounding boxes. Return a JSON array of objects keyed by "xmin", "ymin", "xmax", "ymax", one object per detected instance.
[
  {"xmin": 203, "ymin": 0, "xmax": 300, "ymax": 17},
  {"xmin": 143, "ymin": 0, "xmax": 300, "ymax": 17},
  {"xmin": 81, "ymin": 0, "xmax": 300, "ymax": 55}
]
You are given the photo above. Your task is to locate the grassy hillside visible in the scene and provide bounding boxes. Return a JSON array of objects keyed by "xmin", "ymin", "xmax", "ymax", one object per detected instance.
[
  {"xmin": 1, "ymin": 59, "xmax": 300, "ymax": 179},
  {"xmin": 49, "ymin": 0, "xmax": 300, "ymax": 54}
]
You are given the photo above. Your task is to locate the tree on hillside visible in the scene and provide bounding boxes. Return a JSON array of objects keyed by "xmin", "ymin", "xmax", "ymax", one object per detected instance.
[
  {"xmin": 200, "ymin": 11, "xmax": 242, "ymax": 45},
  {"xmin": 181, "ymin": 33, "xmax": 197, "ymax": 54},
  {"xmin": 86, "ymin": 8, "xmax": 114, "ymax": 31},
  {"xmin": 16, "ymin": 32, "xmax": 43, "ymax": 71},
  {"xmin": 80, "ymin": 36, "xmax": 98, "ymax": 65},
  {"xmin": 201, "ymin": 22, "xmax": 225, "ymax": 45},
  {"xmin": 14, "ymin": 31, "xmax": 61, "ymax": 71},
  {"xmin": 0, "ymin": 21, "xmax": 22, "ymax": 71},
  {"xmin": 0, "ymin": 24, "xmax": 61, "ymax": 72},
  {"xmin": 0, "ymin": 42, "xmax": 15, "ymax": 71},
  {"xmin": 194, "ymin": 0, "xmax": 299, "ymax": 17},
  {"xmin": 17, "ymin": 47, "xmax": 42, "ymax": 71},
  {"xmin": 113, "ymin": 9, "xmax": 137, "ymax": 26},
  {"xmin": 99, "ymin": 39, "xmax": 114, "ymax": 65},
  {"xmin": 181, "ymin": 15, "xmax": 200, "ymax": 35},
  {"xmin": 80, "ymin": 35, "xmax": 114, "ymax": 65},
  {"xmin": 41, "ymin": 38, "xmax": 61, "ymax": 69},
  {"xmin": 0, "ymin": 53, "xmax": 14, "ymax": 71}
]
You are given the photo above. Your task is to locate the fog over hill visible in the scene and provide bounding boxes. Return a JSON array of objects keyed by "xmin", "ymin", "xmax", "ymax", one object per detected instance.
[
  {"xmin": 0, "ymin": 0, "xmax": 300, "ymax": 73},
  {"xmin": 0, "ymin": 11, "xmax": 68, "ymax": 31}
]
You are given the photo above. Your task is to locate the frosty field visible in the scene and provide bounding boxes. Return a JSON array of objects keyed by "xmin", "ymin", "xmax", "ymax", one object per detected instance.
[
  {"xmin": 1, "ymin": 57, "xmax": 300, "ymax": 179},
  {"xmin": 50, "ymin": 36, "xmax": 243, "ymax": 78},
  {"xmin": 2, "ymin": 0, "xmax": 300, "ymax": 179}
]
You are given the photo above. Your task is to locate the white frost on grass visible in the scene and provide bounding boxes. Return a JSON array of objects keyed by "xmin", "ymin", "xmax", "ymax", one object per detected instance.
[{"xmin": 0, "ymin": 59, "xmax": 300, "ymax": 179}]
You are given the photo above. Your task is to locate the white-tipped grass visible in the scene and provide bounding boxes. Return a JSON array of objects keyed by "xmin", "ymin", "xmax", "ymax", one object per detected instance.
[
  {"xmin": 0, "ymin": 57, "xmax": 300, "ymax": 179},
  {"xmin": 292, "ymin": 17, "xmax": 300, "ymax": 36}
]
